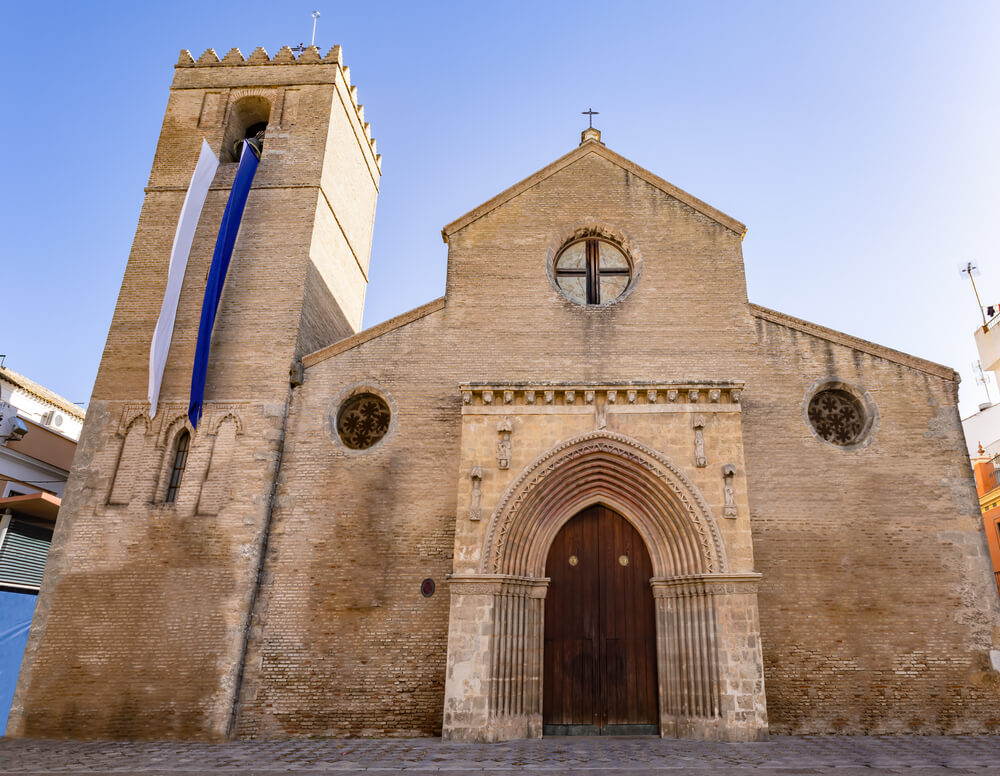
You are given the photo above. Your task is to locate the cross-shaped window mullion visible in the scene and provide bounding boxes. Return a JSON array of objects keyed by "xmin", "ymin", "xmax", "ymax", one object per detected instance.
[
  {"xmin": 553, "ymin": 237, "xmax": 632, "ymax": 305},
  {"xmin": 586, "ymin": 240, "xmax": 600, "ymax": 304}
]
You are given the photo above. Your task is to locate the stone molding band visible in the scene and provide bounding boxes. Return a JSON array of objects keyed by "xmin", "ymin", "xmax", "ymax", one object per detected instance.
[
  {"xmin": 651, "ymin": 573, "xmax": 762, "ymax": 599},
  {"xmin": 460, "ymin": 382, "xmax": 744, "ymax": 409},
  {"xmin": 447, "ymin": 574, "xmax": 550, "ymax": 597}
]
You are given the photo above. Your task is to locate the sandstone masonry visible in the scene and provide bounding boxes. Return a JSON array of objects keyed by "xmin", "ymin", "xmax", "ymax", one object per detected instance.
[{"xmin": 8, "ymin": 45, "xmax": 1000, "ymax": 743}]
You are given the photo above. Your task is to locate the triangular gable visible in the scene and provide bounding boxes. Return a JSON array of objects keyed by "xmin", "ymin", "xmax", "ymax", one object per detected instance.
[{"xmin": 441, "ymin": 139, "xmax": 747, "ymax": 242}]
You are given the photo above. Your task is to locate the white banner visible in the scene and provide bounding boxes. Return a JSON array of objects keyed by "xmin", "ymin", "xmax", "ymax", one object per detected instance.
[{"xmin": 148, "ymin": 139, "xmax": 219, "ymax": 418}]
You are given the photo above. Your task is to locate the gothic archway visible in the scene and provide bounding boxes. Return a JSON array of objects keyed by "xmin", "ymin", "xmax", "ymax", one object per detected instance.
[
  {"xmin": 481, "ymin": 431, "xmax": 727, "ymax": 578},
  {"xmin": 443, "ymin": 431, "xmax": 767, "ymax": 743}
]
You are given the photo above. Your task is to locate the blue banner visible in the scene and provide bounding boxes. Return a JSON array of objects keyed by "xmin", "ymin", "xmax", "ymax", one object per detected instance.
[{"xmin": 188, "ymin": 140, "xmax": 260, "ymax": 428}]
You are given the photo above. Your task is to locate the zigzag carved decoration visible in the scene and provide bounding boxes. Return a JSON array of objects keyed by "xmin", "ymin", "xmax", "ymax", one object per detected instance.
[{"xmin": 481, "ymin": 431, "xmax": 727, "ymax": 578}]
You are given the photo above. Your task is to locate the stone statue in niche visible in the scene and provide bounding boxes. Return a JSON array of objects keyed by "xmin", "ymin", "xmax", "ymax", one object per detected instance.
[
  {"xmin": 469, "ymin": 466, "xmax": 484, "ymax": 521},
  {"xmin": 497, "ymin": 417, "xmax": 513, "ymax": 469},
  {"xmin": 722, "ymin": 463, "xmax": 737, "ymax": 518},
  {"xmin": 692, "ymin": 414, "xmax": 707, "ymax": 468}
]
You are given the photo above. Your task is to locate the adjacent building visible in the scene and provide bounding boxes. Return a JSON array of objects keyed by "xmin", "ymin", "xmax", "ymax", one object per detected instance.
[
  {"xmin": 0, "ymin": 366, "xmax": 84, "ymax": 734},
  {"xmin": 961, "ymin": 317, "xmax": 1000, "ymax": 599}
]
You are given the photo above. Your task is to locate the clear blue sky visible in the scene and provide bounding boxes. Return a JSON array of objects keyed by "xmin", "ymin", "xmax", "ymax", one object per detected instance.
[{"xmin": 3, "ymin": 1, "xmax": 1000, "ymax": 418}]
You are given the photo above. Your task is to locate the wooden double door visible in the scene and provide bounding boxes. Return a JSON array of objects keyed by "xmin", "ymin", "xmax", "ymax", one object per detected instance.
[{"xmin": 543, "ymin": 505, "xmax": 659, "ymax": 735}]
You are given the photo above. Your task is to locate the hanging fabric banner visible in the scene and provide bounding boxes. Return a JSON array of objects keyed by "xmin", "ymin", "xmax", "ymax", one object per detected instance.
[
  {"xmin": 148, "ymin": 139, "xmax": 219, "ymax": 418},
  {"xmin": 187, "ymin": 140, "xmax": 260, "ymax": 428}
]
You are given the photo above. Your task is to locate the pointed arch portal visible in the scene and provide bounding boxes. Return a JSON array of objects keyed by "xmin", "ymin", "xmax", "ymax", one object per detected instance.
[{"xmin": 442, "ymin": 432, "xmax": 768, "ymax": 743}]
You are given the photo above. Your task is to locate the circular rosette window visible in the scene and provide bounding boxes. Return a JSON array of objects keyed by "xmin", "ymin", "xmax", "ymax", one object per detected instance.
[
  {"xmin": 805, "ymin": 382, "xmax": 877, "ymax": 448},
  {"xmin": 553, "ymin": 237, "xmax": 632, "ymax": 305},
  {"xmin": 336, "ymin": 392, "xmax": 392, "ymax": 450}
]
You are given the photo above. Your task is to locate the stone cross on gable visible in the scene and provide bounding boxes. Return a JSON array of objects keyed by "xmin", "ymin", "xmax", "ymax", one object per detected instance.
[{"xmin": 582, "ymin": 108, "xmax": 599, "ymax": 129}]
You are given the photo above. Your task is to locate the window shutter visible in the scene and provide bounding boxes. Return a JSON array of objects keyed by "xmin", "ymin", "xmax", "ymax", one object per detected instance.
[{"xmin": 0, "ymin": 520, "xmax": 52, "ymax": 589}]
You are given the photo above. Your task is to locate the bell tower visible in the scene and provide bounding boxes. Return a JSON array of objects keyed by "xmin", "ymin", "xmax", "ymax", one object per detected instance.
[
  {"xmin": 9, "ymin": 45, "xmax": 380, "ymax": 740},
  {"xmin": 97, "ymin": 43, "xmax": 380, "ymax": 403}
]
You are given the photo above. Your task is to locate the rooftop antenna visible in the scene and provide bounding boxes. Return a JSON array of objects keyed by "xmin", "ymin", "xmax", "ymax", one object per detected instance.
[
  {"xmin": 974, "ymin": 359, "xmax": 994, "ymax": 405},
  {"xmin": 291, "ymin": 10, "xmax": 321, "ymax": 54},
  {"xmin": 960, "ymin": 261, "xmax": 988, "ymax": 329}
]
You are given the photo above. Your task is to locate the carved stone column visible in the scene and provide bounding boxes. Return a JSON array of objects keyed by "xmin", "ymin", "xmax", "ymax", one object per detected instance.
[
  {"xmin": 442, "ymin": 574, "xmax": 548, "ymax": 742},
  {"xmin": 651, "ymin": 573, "xmax": 768, "ymax": 742}
]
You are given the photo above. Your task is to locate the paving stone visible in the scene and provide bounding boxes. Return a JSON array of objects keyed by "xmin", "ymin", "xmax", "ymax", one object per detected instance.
[{"xmin": 2, "ymin": 735, "xmax": 1000, "ymax": 774}]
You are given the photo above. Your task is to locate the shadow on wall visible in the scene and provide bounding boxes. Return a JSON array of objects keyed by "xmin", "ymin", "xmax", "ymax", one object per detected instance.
[{"xmin": 14, "ymin": 516, "xmax": 238, "ymax": 740}]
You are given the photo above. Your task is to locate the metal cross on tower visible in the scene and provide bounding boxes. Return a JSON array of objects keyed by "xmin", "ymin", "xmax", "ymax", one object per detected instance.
[{"xmin": 582, "ymin": 108, "xmax": 599, "ymax": 129}]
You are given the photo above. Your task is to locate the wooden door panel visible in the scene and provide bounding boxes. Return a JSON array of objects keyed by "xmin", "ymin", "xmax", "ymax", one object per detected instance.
[
  {"xmin": 544, "ymin": 505, "xmax": 658, "ymax": 734},
  {"xmin": 544, "ymin": 506, "xmax": 599, "ymax": 726}
]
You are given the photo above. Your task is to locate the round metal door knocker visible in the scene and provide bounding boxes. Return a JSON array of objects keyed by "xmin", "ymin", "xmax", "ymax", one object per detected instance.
[
  {"xmin": 420, "ymin": 578, "xmax": 435, "ymax": 597},
  {"xmin": 568, "ymin": 555, "xmax": 579, "ymax": 566},
  {"xmin": 618, "ymin": 554, "xmax": 629, "ymax": 567}
]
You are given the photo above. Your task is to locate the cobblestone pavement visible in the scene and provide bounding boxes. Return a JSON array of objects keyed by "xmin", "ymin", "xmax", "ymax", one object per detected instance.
[{"xmin": 2, "ymin": 735, "xmax": 1000, "ymax": 775}]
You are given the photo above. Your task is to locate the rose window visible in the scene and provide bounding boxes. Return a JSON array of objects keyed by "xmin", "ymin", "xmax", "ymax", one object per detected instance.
[
  {"xmin": 807, "ymin": 389, "xmax": 866, "ymax": 446},
  {"xmin": 336, "ymin": 393, "xmax": 391, "ymax": 450}
]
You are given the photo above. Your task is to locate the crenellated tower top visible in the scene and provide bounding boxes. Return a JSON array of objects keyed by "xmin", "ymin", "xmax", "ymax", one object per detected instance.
[{"xmin": 173, "ymin": 45, "xmax": 380, "ymax": 170}]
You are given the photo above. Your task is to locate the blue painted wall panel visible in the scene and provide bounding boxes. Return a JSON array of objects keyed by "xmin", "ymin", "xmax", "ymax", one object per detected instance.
[{"xmin": 0, "ymin": 589, "xmax": 38, "ymax": 735}]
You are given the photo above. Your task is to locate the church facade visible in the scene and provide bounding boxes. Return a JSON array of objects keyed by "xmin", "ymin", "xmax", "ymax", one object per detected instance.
[{"xmin": 9, "ymin": 45, "xmax": 1000, "ymax": 742}]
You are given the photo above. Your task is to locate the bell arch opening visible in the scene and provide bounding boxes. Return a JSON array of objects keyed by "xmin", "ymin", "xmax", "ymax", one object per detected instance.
[{"xmin": 222, "ymin": 95, "xmax": 271, "ymax": 162}]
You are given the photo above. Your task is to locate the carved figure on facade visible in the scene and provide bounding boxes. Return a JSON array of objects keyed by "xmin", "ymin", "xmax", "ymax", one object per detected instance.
[
  {"xmin": 469, "ymin": 467, "xmax": 484, "ymax": 521},
  {"xmin": 497, "ymin": 417, "xmax": 513, "ymax": 469},
  {"xmin": 722, "ymin": 463, "xmax": 737, "ymax": 518},
  {"xmin": 692, "ymin": 414, "xmax": 707, "ymax": 468}
]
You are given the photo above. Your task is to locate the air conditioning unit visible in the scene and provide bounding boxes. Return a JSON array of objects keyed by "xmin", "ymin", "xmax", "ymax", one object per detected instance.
[{"xmin": 41, "ymin": 410, "xmax": 64, "ymax": 428}]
